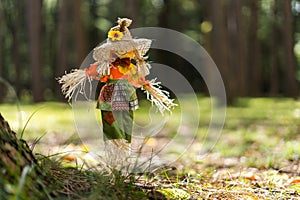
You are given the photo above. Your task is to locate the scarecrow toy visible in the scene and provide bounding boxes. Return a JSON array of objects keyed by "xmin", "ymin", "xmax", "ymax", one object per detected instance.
[{"xmin": 58, "ymin": 18, "xmax": 176, "ymax": 165}]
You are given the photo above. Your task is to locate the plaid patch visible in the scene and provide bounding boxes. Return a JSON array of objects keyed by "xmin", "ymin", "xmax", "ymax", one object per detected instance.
[
  {"xmin": 112, "ymin": 82, "xmax": 130, "ymax": 102},
  {"xmin": 99, "ymin": 83, "xmax": 114, "ymax": 102},
  {"xmin": 99, "ymin": 80, "xmax": 138, "ymax": 111},
  {"xmin": 112, "ymin": 82, "xmax": 130, "ymax": 110},
  {"xmin": 112, "ymin": 102, "xmax": 129, "ymax": 110}
]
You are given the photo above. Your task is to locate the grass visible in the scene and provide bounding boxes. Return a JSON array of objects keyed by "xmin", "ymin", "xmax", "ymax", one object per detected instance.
[
  {"xmin": 1, "ymin": 97, "xmax": 300, "ymax": 199},
  {"xmin": 0, "ymin": 102, "xmax": 75, "ymax": 138}
]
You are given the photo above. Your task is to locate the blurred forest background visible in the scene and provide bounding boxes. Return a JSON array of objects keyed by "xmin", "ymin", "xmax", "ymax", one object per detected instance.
[{"xmin": 0, "ymin": 0, "xmax": 300, "ymax": 103}]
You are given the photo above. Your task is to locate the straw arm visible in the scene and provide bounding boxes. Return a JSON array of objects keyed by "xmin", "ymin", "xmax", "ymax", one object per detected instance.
[
  {"xmin": 142, "ymin": 79, "xmax": 177, "ymax": 114},
  {"xmin": 57, "ymin": 69, "xmax": 92, "ymax": 102}
]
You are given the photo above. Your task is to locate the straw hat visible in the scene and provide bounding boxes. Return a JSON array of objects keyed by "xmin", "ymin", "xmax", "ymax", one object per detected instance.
[{"xmin": 93, "ymin": 18, "xmax": 152, "ymax": 64}]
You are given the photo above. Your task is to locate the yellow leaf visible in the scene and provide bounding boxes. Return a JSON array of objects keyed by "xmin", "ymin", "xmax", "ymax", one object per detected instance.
[
  {"xmin": 81, "ymin": 144, "xmax": 89, "ymax": 153},
  {"xmin": 156, "ymin": 188, "xmax": 190, "ymax": 199}
]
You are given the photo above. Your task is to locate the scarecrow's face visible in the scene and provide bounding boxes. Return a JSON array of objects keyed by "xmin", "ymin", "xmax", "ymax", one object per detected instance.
[{"xmin": 111, "ymin": 50, "xmax": 135, "ymax": 59}]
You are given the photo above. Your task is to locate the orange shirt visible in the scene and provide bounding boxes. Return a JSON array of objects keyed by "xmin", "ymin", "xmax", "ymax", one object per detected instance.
[{"xmin": 110, "ymin": 65, "xmax": 127, "ymax": 79}]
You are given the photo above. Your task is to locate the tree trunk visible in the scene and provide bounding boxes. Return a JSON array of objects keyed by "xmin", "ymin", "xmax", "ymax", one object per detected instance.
[
  {"xmin": 73, "ymin": 0, "xmax": 87, "ymax": 66},
  {"xmin": 283, "ymin": 0, "xmax": 298, "ymax": 98},
  {"xmin": 158, "ymin": 0, "xmax": 170, "ymax": 28},
  {"xmin": 0, "ymin": 114, "xmax": 38, "ymax": 172},
  {"xmin": 209, "ymin": 0, "xmax": 233, "ymax": 103},
  {"xmin": 26, "ymin": 0, "xmax": 43, "ymax": 102},
  {"xmin": 1, "ymin": 0, "xmax": 22, "ymax": 98},
  {"xmin": 236, "ymin": 0, "xmax": 247, "ymax": 96},
  {"xmin": 0, "ymin": 2, "xmax": 4, "ymax": 102},
  {"xmin": 127, "ymin": 0, "xmax": 137, "ymax": 25},
  {"xmin": 11, "ymin": 30, "xmax": 21, "ymax": 97},
  {"xmin": 270, "ymin": 0, "xmax": 280, "ymax": 96},
  {"xmin": 56, "ymin": 0, "xmax": 70, "ymax": 99},
  {"xmin": 248, "ymin": 0, "xmax": 262, "ymax": 96},
  {"xmin": 0, "ymin": 113, "xmax": 90, "ymax": 198},
  {"xmin": 227, "ymin": 0, "xmax": 246, "ymax": 97},
  {"xmin": 0, "ymin": 113, "xmax": 44, "ymax": 199}
]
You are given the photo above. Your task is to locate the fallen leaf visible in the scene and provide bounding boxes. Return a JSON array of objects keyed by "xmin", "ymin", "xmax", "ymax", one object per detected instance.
[
  {"xmin": 81, "ymin": 144, "xmax": 89, "ymax": 153},
  {"xmin": 63, "ymin": 156, "xmax": 75, "ymax": 162},
  {"xmin": 244, "ymin": 172, "xmax": 260, "ymax": 181},
  {"xmin": 290, "ymin": 179, "xmax": 300, "ymax": 184},
  {"xmin": 145, "ymin": 138, "xmax": 158, "ymax": 147},
  {"xmin": 156, "ymin": 188, "xmax": 190, "ymax": 199}
]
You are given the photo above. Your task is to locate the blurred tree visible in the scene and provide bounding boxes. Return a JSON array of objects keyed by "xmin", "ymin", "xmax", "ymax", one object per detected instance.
[
  {"xmin": 26, "ymin": 0, "xmax": 43, "ymax": 102},
  {"xmin": 270, "ymin": 0, "xmax": 280, "ymax": 95},
  {"xmin": 73, "ymin": 0, "xmax": 87, "ymax": 66},
  {"xmin": 208, "ymin": 0, "xmax": 234, "ymax": 102},
  {"xmin": 127, "ymin": 0, "xmax": 137, "ymax": 23},
  {"xmin": 42, "ymin": 0, "xmax": 59, "ymax": 99},
  {"xmin": 283, "ymin": 0, "xmax": 298, "ymax": 98},
  {"xmin": 87, "ymin": 0, "xmax": 102, "ymax": 52},
  {"xmin": 0, "ymin": 0, "xmax": 299, "ymax": 102},
  {"xmin": 0, "ymin": 2, "xmax": 3, "ymax": 101},
  {"xmin": 55, "ymin": 0, "xmax": 70, "ymax": 99},
  {"xmin": 227, "ymin": 0, "xmax": 247, "ymax": 97},
  {"xmin": 158, "ymin": 0, "xmax": 170, "ymax": 28},
  {"xmin": 1, "ymin": 0, "xmax": 23, "ymax": 97},
  {"xmin": 248, "ymin": 0, "xmax": 262, "ymax": 96},
  {"xmin": 156, "ymin": 0, "xmax": 207, "ymax": 93}
]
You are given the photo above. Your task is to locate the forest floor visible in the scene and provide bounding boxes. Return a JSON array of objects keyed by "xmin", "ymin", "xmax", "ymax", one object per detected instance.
[{"xmin": 1, "ymin": 97, "xmax": 300, "ymax": 199}]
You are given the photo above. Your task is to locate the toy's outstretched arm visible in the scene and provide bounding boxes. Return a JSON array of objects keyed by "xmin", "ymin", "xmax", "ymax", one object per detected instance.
[
  {"xmin": 58, "ymin": 68, "xmax": 89, "ymax": 101},
  {"xmin": 141, "ymin": 79, "xmax": 177, "ymax": 114},
  {"xmin": 125, "ymin": 54, "xmax": 177, "ymax": 114},
  {"xmin": 58, "ymin": 62, "xmax": 109, "ymax": 102}
]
